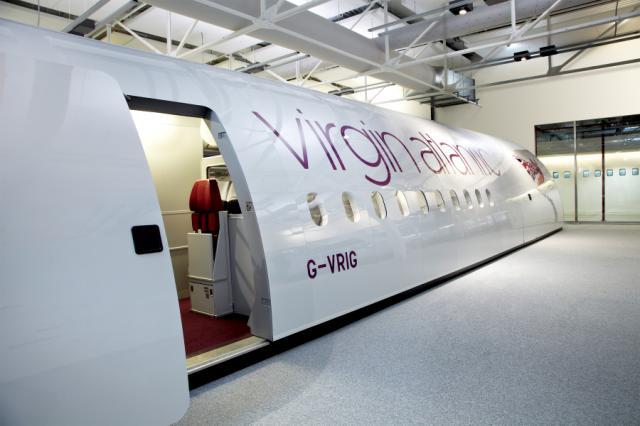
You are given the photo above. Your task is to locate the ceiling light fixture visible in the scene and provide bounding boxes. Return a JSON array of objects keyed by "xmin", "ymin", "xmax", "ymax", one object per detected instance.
[
  {"xmin": 540, "ymin": 44, "xmax": 558, "ymax": 56},
  {"xmin": 449, "ymin": 0, "xmax": 473, "ymax": 16},
  {"xmin": 514, "ymin": 50, "xmax": 531, "ymax": 61}
]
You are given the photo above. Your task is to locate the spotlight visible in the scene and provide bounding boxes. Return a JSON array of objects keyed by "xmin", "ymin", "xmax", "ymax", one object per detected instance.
[
  {"xmin": 514, "ymin": 50, "xmax": 531, "ymax": 61},
  {"xmin": 449, "ymin": 0, "xmax": 473, "ymax": 16},
  {"xmin": 540, "ymin": 44, "xmax": 558, "ymax": 57}
]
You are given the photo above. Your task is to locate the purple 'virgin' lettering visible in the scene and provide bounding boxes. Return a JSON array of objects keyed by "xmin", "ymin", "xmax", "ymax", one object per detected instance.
[
  {"xmin": 252, "ymin": 111, "xmax": 309, "ymax": 169},
  {"xmin": 341, "ymin": 125, "xmax": 391, "ymax": 186},
  {"xmin": 305, "ymin": 119, "xmax": 337, "ymax": 170},
  {"xmin": 369, "ymin": 130, "xmax": 400, "ymax": 172},
  {"xmin": 315, "ymin": 122, "xmax": 346, "ymax": 170}
]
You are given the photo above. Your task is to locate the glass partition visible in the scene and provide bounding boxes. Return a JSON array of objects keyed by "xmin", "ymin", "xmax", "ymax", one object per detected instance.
[
  {"xmin": 536, "ymin": 114, "xmax": 640, "ymax": 222},
  {"xmin": 604, "ymin": 115, "xmax": 640, "ymax": 221},
  {"xmin": 576, "ymin": 119, "xmax": 603, "ymax": 222},
  {"xmin": 536, "ymin": 121, "xmax": 575, "ymax": 221}
]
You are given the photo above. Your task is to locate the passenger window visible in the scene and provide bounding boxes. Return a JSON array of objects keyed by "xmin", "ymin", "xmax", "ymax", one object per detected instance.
[
  {"xmin": 371, "ymin": 191, "xmax": 387, "ymax": 220},
  {"xmin": 485, "ymin": 189, "xmax": 494, "ymax": 207},
  {"xmin": 450, "ymin": 190, "xmax": 461, "ymax": 211},
  {"xmin": 463, "ymin": 190, "xmax": 473, "ymax": 209},
  {"xmin": 434, "ymin": 190, "xmax": 446, "ymax": 212},
  {"xmin": 396, "ymin": 191, "xmax": 410, "ymax": 217},
  {"xmin": 307, "ymin": 192, "xmax": 327, "ymax": 226},
  {"xmin": 342, "ymin": 192, "xmax": 360, "ymax": 223},
  {"xmin": 417, "ymin": 190, "xmax": 429, "ymax": 214},
  {"xmin": 475, "ymin": 189, "xmax": 484, "ymax": 208}
]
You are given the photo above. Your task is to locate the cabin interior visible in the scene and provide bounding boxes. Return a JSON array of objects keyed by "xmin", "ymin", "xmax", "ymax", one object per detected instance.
[{"xmin": 129, "ymin": 102, "xmax": 264, "ymax": 370}]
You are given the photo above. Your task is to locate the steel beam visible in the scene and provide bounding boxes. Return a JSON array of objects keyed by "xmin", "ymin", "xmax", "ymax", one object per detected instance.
[
  {"xmin": 115, "ymin": 19, "xmax": 162, "ymax": 54},
  {"xmin": 393, "ymin": 9, "xmax": 640, "ymax": 69},
  {"xmin": 174, "ymin": 18, "xmax": 199, "ymax": 56},
  {"xmin": 87, "ymin": 1, "xmax": 142, "ymax": 38},
  {"xmin": 62, "ymin": 0, "xmax": 111, "ymax": 33}
]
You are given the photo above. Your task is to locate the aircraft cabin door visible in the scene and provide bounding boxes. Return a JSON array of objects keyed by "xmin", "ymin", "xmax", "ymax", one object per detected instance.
[{"xmin": 0, "ymin": 58, "xmax": 189, "ymax": 425}]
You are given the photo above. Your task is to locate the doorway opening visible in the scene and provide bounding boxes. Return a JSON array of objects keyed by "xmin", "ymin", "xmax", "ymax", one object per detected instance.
[{"xmin": 127, "ymin": 96, "xmax": 266, "ymax": 369}]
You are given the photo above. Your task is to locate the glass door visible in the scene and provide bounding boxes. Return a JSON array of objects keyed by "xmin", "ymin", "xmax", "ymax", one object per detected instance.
[
  {"xmin": 536, "ymin": 121, "xmax": 575, "ymax": 222},
  {"xmin": 576, "ymin": 119, "xmax": 603, "ymax": 222},
  {"xmin": 536, "ymin": 114, "xmax": 640, "ymax": 223},
  {"xmin": 604, "ymin": 115, "xmax": 640, "ymax": 222}
]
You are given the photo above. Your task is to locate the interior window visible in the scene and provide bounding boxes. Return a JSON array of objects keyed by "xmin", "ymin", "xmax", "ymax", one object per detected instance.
[
  {"xmin": 434, "ymin": 190, "xmax": 446, "ymax": 212},
  {"xmin": 485, "ymin": 189, "xmax": 494, "ymax": 206},
  {"xmin": 417, "ymin": 190, "xmax": 429, "ymax": 214},
  {"xmin": 371, "ymin": 191, "xmax": 387, "ymax": 220},
  {"xmin": 396, "ymin": 191, "xmax": 410, "ymax": 217},
  {"xmin": 475, "ymin": 189, "xmax": 484, "ymax": 208},
  {"xmin": 450, "ymin": 190, "xmax": 461, "ymax": 211},
  {"xmin": 342, "ymin": 192, "xmax": 360, "ymax": 223},
  {"xmin": 463, "ymin": 190, "xmax": 473, "ymax": 209},
  {"xmin": 307, "ymin": 192, "xmax": 327, "ymax": 226}
]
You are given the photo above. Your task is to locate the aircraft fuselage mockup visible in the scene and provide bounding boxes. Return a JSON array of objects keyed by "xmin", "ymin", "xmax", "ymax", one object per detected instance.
[{"xmin": 0, "ymin": 19, "xmax": 562, "ymax": 425}]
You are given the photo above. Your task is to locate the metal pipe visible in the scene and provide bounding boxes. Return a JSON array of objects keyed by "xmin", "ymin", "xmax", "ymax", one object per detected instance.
[
  {"xmin": 349, "ymin": 0, "xmax": 379, "ymax": 31},
  {"xmin": 272, "ymin": 0, "xmax": 334, "ymax": 21},
  {"xmin": 174, "ymin": 18, "xmax": 199, "ymax": 56},
  {"xmin": 375, "ymin": 56, "xmax": 640, "ymax": 104},
  {"xmin": 392, "ymin": 11, "xmax": 446, "ymax": 64},
  {"xmin": 166, "ymin": 11, "xmax": 171, "ymax": 54},
  {"xmin": 87, "ymin": 1, "xmax": 140, "ymax": 38},
  {"xmin": 300, "ymin": 59, "xmax": 323, "ymax": 87},
  {"xmin": 369, "ymin": 1, "xmax": 472, "ymax": 33},
  {"xmin": 235, "ymin": 51, "xmax": 302, "ymax": 72},
  {"xmin": 453, "ymin": 31, "xmax": 640, "ymax": 72},
  {"xmin": 393, "ymin": 9, "xmax": 640, "ymax": 69},
  {"xmin": 115, "ymin": 20, "xmax": 162, "ymax": 54},
  {"xmin": 179, "ymin": 22, "xmax": 260, "ymax": 58},
  {"xmin": 269, "ymin": 23, "xmax": 473, "ymax": 104}
]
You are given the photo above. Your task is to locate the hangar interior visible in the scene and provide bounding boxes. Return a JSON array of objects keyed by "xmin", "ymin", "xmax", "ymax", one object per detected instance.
[{"xmin": 1, "ymin": 0, "xmax": 639, "ymax": 424}]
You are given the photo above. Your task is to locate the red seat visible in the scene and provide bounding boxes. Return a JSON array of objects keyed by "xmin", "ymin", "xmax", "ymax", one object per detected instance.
[{"xmin": 189, "ymin": 179, "xmax": 223, "ymax": 234}]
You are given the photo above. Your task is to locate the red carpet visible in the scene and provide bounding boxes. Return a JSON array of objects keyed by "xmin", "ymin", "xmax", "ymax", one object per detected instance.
[{"xmin": 179, "ymin": 298, "xmax": 252, "ymax": 356}]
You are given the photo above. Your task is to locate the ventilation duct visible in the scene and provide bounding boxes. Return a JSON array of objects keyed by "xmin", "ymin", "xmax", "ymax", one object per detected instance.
[{"xmin": 144, "ymin": 0, "xmax": 442, "ymax": 92}]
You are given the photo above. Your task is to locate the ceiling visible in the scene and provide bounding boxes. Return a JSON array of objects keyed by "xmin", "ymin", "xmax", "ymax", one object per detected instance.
[{"xmin": 1, "ymin": 0, "xmax": 639, "ymax": 109}]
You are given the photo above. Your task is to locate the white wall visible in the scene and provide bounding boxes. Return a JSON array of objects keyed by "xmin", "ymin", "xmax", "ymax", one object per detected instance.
[
  {"xmin": 349, "ymin": 84, "xmax": 431, "ymax": 119},
  {"xmin": 131, "ymin": 111, "xmax": 205, "ymax": 298},
  {"xmin": 436, "ymin": 38, "xmax": 640, "ymax": 153}
]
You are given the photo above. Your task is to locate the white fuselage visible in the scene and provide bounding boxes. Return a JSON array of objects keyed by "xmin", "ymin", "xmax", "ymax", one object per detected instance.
[{"xmin": 0, "ymin": 19, "xmax": 562, "ymax": 425}]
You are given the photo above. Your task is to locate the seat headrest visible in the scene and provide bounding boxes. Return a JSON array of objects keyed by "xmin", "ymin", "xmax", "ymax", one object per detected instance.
[{"xmin": 189, "ymin": 179, "xmax": 223, "ymax": 213}]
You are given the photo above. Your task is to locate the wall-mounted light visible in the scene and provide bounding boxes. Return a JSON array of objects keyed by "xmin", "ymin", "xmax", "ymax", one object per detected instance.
[
  {"xmin": 449, "ymin": 0, "xmax": 473, "ymax": 16},
  {"xmin": 540, "ymin": 45, "xmax": 558, "ymax": 57},
  {"xmin": 514, "ymin": 50, "xmax": 531, "ymax": 61}
]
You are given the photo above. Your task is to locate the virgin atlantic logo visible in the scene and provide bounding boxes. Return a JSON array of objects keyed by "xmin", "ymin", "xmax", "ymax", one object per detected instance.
[{"xmin": 252, "ymin": 109, "xmax": 501, "ymax": 186}]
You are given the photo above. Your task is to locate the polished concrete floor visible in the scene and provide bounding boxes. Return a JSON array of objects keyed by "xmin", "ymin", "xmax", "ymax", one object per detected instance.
[{"xmin": 178, "ymin": 225, "xmax": 640, "ymax": 425}]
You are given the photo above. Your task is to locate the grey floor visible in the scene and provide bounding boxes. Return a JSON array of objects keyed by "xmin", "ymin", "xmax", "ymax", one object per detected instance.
[{"xmin": 178, "ymin": 225, "xmax": 640, "ymax": 425}]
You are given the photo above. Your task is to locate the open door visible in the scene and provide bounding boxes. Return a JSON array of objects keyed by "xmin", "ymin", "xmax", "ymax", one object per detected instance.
[
  {"xmin": 0, "ymin": 59, "xmax": 189, "ymax": 424},
  {"xmin": 127, "ymin": 97, "xmax": 268, "ymax": 373}
]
